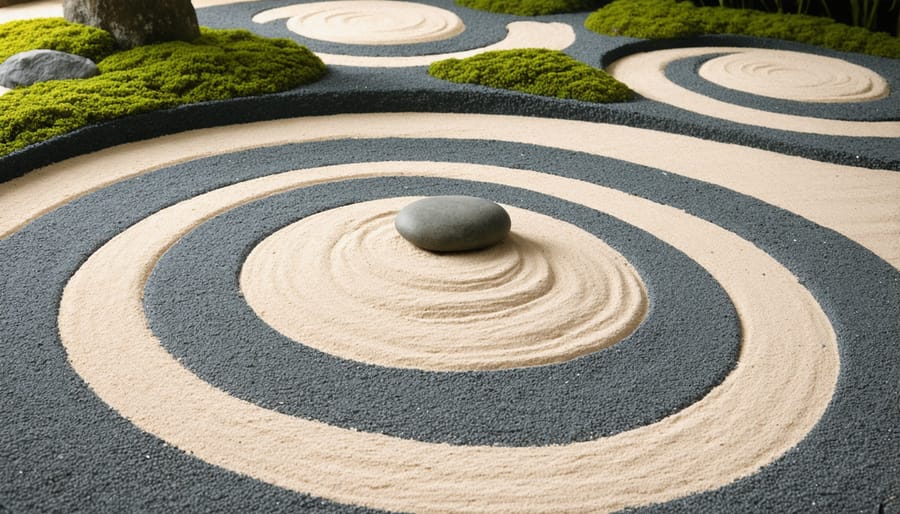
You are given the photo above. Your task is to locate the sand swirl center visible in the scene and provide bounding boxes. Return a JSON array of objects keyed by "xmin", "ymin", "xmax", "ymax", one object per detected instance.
[
  {"xmin": 240, "ymin": 197, "xmax": 647, "ymax": 371},
  {"xmin": 698, "ymin": 49, "xmax": 889, "ymax": 103},
  {"xmin": 253, "ymin": 1, "xmax": 465, "ymax": 45}
]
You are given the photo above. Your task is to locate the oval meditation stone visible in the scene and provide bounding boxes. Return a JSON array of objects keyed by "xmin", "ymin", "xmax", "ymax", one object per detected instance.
[{"xmin": 395, "ymin": 196, "xmax": 512, "ymax": 252}]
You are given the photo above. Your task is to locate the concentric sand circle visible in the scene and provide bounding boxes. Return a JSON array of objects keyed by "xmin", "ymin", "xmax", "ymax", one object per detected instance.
[
  {"xmin": 3, "ymin": 112, "xmax": 898, "ymax": 512},
  {"xmin": 607, "ymin": 47, "xmax": 900, "ymax": 136},
  {"xmin": 250, "ymin": 2, "xmax": 574, "ymax": 67},
  {"xmin": 697, "ymin": 49, "xmax": 889, "ymax": 103},
  {"xmin": 252, "ymin": 1, "xmax": 465, "ymax": 45},
  {"xmin": 57, "ymin": 157, "xmax": 838, "ymax": 513},
  {"xmin": 146, "ymin": 171, "xmax": 739, "ymax": 446},
  {"xmin": 241, "ymin": 198, "xmax": 647, "ymax": 371}
]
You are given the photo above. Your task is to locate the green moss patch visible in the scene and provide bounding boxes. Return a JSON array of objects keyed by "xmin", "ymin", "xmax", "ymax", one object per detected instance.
[
  {"xmin": 585, "ymin": 0, "xmax": 900, "ymax": 58},
  {"xmin": 0, "ymin": 23, "xmax": 326, "ymax": 157},
  {"xmin": 429, "ymin": 48, "xmax": 633, "ymax": 103},
  {"xmin": 0, "ymin": 18, "xmax": 117, "ymax": 62},
  {"xmin": 456, "ymin": 0, "xmax": 602, "ymax": 15}
]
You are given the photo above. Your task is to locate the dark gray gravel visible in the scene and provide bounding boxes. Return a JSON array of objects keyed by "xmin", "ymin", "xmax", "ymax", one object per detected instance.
[{"xmin": 1, "ymin": 2, "xmax": 898, "ymax": 513}]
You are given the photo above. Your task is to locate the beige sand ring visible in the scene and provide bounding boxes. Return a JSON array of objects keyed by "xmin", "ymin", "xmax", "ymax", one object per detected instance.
[
  {"xmin": 4, "ymin": 114, "xmax": 897, "ymax": 266},
  {"xmin": 250, "ymin": 1, "xmax": 574, "ymax": 67},
  {"xmin": 58, "ymin": 157, "xmax": 838, "ymax": 513},
  {"xmin": 251, "ymin": 1, "xmax": 466, "ymax": 45},
  {"xmin": 0, "ymin": 2, "xmax": 574, "ymax": 69},
  {"xmin": 251, "ymin": 19, "xmax": 576, "ymax": 67},
  {"xmin": 697, "ymin": 49, "xmax": 889, "ymax": 103},
  {"xmin": 607, "ymin": 46, "xmax": 900, "ymax": 137},
  {"xmin": 241, "ymin": 198, "xmax": 648, "ymax": 371}
]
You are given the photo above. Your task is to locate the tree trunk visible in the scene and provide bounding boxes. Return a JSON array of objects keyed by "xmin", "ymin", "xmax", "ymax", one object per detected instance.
[{"xmin": 63, "ymin": 0, "xmax": 201, "ymax": 49}]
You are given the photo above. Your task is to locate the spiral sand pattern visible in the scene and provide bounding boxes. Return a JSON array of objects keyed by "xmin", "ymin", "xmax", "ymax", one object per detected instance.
[
  {"xmin": 2, "ymin": 0, "xmax": 898, "ymax": 509},
  {"xmin": 57, "ymin": 156, "xmax": 838, "ymax": 513},
  {"xmin": 697, "ymin": 49, "xmax": 889, "ymax": 103},
  {"xmin": 607, "ymin": 47, "xmax": 900, "ymax": 136},
  {"xmin": 2, "ymin": 109, "xmax": 896, "ymax": 512},
  {"xmin": 252, "ymin": 1, "xmax": 465, "ymax": 45},
  {"xmin": 251, "ymin": 18, "xmax": 575, "ymax": 67},
  {"xmin": 241, "ymin": 198, "xmax": 647, "ymax": 371}
]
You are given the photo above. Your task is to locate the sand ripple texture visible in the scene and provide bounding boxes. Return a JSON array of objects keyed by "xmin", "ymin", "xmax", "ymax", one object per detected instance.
[
  {"xmin": 10, "ymin": 113, "xmax": 897, "ymax": 512},
  {"xmin": 608, "ymin": 46, "xmax": 900, "ymax": 136},
  {"xmin": 698, "ymin": 49, "xmax": 889, "ymax": 103},
  {"xmin": 251, "ymin": 1, "xmax": 465, "ymax": 45},
  {"xmin": 241, "ymin": 198, "xmax": 648, "ymax": 371}
]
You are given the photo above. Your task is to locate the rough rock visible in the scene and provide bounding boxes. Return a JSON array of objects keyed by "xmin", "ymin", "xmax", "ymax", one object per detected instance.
[
  {"xmin": 0, "ymin": 49, "xmax": 99, "ymax": 88},
  {"xmin": 395, "ymin": 196, "xmax": 512, "ymax": 252},
  {"xmin": 63, "ymin": 0, "xmax": 200, "ymax": 49}
]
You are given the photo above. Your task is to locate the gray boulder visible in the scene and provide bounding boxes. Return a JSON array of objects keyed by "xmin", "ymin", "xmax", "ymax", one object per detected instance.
[
  {"xmin": 0, "ymin": 49, "xmax": 99, "ymax": 88},
  {"xmin": 64, "ymin": 0, "xmax": 200, "ymax": 49},
  {"xmin": 395, "ymin": 196, "xmax": 512, "ymax": 252}
]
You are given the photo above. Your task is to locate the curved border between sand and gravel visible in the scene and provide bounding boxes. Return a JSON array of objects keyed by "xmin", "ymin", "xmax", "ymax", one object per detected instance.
[
  {"xmin": 241, "ymin": 198, "xmax": 649, "ymax": 372},
  {"xmin": 695, "ymin": 49, "xmax": 889, "ymax": 103},
  {"xmin": 281, "ymin": 20, "xmax": 575, "ymax": 67},
  {"xmin": 58, "ymin": 157, "xmax": 838, "ymax": 513},
  {"xmin": 250, "ymin": 1, "xmax": 466, "ymax": 46},
  {"xmin": 606, "ymin": 46, "xmax": 900, "ymax": 137},
  {"xmin": 3, "ymin": 113, "xmax": 897, "ymax": 267}
]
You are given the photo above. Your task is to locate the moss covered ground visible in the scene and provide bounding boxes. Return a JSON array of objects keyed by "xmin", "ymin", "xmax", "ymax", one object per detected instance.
[
  {"xmin": 0, "ymin": 19, "xmax": 326, "ymax": 157},
  {"xmin": 456, "ymin": 0, "xmax": 602, "ymax": 16},
  {"xmin": 585, "ymin": 0, "xmax": 900, "ymax": 58},
  {"xmin": 457, "ymin": 0, "xmax": 898, "ymax": 58},
  {"xmin": 429, "ymin": 48, "xmax": 633, "ymax": 103},
  {"xmin": 0, "ymin": 18, "xmax": 117, "ymax": 62}
]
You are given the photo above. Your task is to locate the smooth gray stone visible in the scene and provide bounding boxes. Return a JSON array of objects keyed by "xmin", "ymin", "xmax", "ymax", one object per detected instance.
[
  {"xmin": 0, "ymin": 49, "xmax": 98, "ymax": 88},
  {"xmin": 64, "ymin": 0, "xmax": 200, "ymax": 49},
  {"xmin": 395, "ymin": 195, "xmax": 512, "ymax": 252}
]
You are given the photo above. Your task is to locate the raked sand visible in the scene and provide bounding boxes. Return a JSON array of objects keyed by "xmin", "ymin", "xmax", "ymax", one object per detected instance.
[
  {"xmin": 4, "ymin": 111, "xmax": 878, "ymax": 511},
  {"xmin": 1, "ymin": 1, "xmax": 898, "ymax": 513}
]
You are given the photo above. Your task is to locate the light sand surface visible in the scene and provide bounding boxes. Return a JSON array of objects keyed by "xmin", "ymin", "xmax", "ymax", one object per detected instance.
[
  {"xmin": 3, "ymin": 113, "xmax": 897, "ymax": 267},
  {"xmin": 0, "ymin": 111, "xmax": 862, "ymax": 509},
  {"xmin": 0, "ymin": 3, "xmax": 893, "ymax": 512},
  {"xmin": 697, "ymin": 49, "xmax": 889, "ymax": 103},
  {"xmin": 58, "ymin": 156, "xmax": 838, "ymax": 513},
  {"xmin": 242, "ymin": 197, "xmax": 647, "ymax": 371},
  {"xmin": 192, "ymin": 0, "xmax": 262, "ymax": 5},
  {"xmin": 252, "ymin": 1, "xmax": 465, "ymax": 45},
  {"xmin": 0, "ymin": 2, "xmax": 574, "ymax": 67},
  {"xmin": 0, "ymin": 0, "xmax": 257, "ymax": 23},
  {"xmin": 248, "ymin": 1, "xmax": 574, "ymax": 67},
  {"xmin": 276, "ymin": 20, "xmax": 575, "ymax": 66},
  {"xmin": 0, "ymin": 0, "xmax": 59, "ymax": 22},
  {"xmin": 608, "ymin": 47, "xmax": 900, "ymax": 137}
]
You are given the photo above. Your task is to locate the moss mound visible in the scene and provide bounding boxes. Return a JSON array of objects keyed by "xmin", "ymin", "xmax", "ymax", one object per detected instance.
[
  {"xmin": 0, "ymin": 23, "xmax": 326, "ymax": 157},
  {"xmin": 456, "ymin": 0, "xmax": 602, "ymax": 15},
  {"xmin": 0, "ymin": 17, "xmax": 117, "ymax": 63},
  {"xmin": 429, "ymin": 48, "xmax": 633, "ymax": 103},
  {"xmin": 586, "ymin": 0, "xmax": 900, "ymax": 58}
]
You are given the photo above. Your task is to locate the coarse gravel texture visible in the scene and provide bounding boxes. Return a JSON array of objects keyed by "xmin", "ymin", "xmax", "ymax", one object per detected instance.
[{"xmin": 0, "ymin": 1, "xmax": 898, "ymax": 513}]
